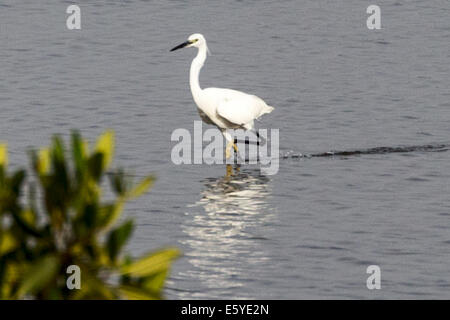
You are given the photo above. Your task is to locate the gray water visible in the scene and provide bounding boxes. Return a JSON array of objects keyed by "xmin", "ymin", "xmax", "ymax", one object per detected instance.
[{"xmin": 1, "ymin": 0, "xmax": 449, "ymax": 299}]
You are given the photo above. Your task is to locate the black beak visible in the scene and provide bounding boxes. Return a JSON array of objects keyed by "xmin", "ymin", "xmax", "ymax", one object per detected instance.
[{"xmin": 170, "ymin": 40, "xmax": 191, "ymax": 52}]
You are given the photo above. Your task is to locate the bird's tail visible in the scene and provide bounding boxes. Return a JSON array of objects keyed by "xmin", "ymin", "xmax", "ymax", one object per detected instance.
[
  {"xmin": 255, "ymin": 105, "xmax": 274, "ymax": 120},
  {"xmin": 262, "ymin": 105, "xmax": 274, "ymax": 115}
]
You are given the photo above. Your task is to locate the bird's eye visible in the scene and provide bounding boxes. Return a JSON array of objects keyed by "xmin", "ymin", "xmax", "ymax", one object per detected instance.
[{"xmin": 192, "ymin": 39, "xmax": 198, "ymax": 43}]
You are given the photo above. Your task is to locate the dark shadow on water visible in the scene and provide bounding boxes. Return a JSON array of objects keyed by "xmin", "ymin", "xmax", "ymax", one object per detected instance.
[{"xmin": 283, "ymin": 143, "xmax": 450, "ymax": 159}]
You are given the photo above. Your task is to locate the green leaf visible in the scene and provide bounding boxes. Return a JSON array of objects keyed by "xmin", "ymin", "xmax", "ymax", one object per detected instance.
[
  {"xmin": 71, "ymin": 131, "xmax": 85, "ymax": 173},
  {"xmin": 98, "ymin": 201, "xmax": 124, "ymax": 230},
  {"xmin": 10, "ymin": 208, "xmax": 43, "ymax": 238},
  {"xmin": 81, "ymin": 203, "xmax": 99, "ymax": 228},
  {"xmin": 142, "ymin": 268, "xmax": 168, "ymax": 293},
  {"xmin": 16, "ymin": 255, "xmax": 60, "ymax": 299},
  {"xmin": 106, "ymin": 220, "xmax": 134, "ymax": 261},
  {"xmin": 37, "ymin": 148, "xmax": 50, "ymax": 175},
  {"xmin": 51, "ymin": 136, "xmax": 66, "ymax": 164},
  {"xmin": 0, "ymin": 143, "xmax": 7, "ymax": 168},
  {"xmin": 125, "ymin": 176, "xmax": 155, "ymax": 199},
  {"xmin": 50, "ymin": 136, "xmax": 69, "ymax": 193},
  {"xmin": 69, "ymin": 265, "xmax": 116, "ymax": 300},
  {"xmin": 88, "ymin": 153, "xmax": 104, "ymax": 180},
  {"xmin": 121, "ymin": 248, "xmax": 180, "ymax": 277},
  {"xmin": 20, "ymin": 209, "xmax": 37, "ymax": 227},
  {"xmin": 108, "ymin": 169, "xmax": 126, "ymax": 196},
  {"xmin": 9, "ymin": 169, "xmax": 26, "ymax": 195},
  {"xmin": 0, "ymin": 232, "xmax": 17, "ymax": 256},
  {"xmin": 95, "ymin": 130, "xmax": 114, "ymax": 169},
  {"xmin": 118, "ymin": 285, "xmax": 159, "ymax": 300}
]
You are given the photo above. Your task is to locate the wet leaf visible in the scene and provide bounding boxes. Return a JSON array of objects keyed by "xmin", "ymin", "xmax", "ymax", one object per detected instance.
[
  {"xmin": 10, "ymin": 170, "xmax": 26, "ymax": 195},
  {"xmin": 121, "ymin": 248, "xmax": 180, "ymax": 277},
  {"xmin": 107, "ymin": 220, "xmax": 134, "ymax": 261},
  {"xmin": 16, "ymin": 255, "xmax": 60, "ymax": 299},
  {"xmin": 142, "ymin": 268, "xmax": 168, "ymax": 293},
  {"xmin": 98, "ymin": 201, "xmax": 124, "ymax": 230},
  {"xmin": 118, "ymin": 285, "xmax": 158, "ymax": 300},
  {"xmin": 126, "ymin": 176, "xmax": 155, "ymax": 199},
  {"xmin": 95, "ymin": 130, "xmax": 114, "ymax": 169},
  {"xmin": 0, "ymin": 232, "xmax": 17, "ymax": 256},
  {"xmin": 0, "ymin": 143, "xmax": 7, "ymax": 168},
  {"xmin": 88, "ymin": 153, "xmax": 104, "ymax": 181},
  {"xmin": 37, "ymin": 148, "xmax": 50, "ymax": 175}
]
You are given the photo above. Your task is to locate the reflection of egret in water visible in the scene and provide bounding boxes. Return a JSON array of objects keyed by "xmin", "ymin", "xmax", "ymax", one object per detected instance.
[{"xmin": 178, "ymin": 168, "xmax": 275, "ymax": 299}]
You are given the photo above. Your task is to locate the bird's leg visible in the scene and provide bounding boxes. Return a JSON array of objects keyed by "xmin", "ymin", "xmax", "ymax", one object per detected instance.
[
  {"xmin": 225, "ymin": 141, "xmax": 232, "ymax": 159},
  {"xmin": 231, "ymin": 138, "xmax": 239, "ymax": 153},
  {"xmin": 226, "ymin": 164, "xmax": 233, "ymax": 177},
  {"xmin": 225, "ymin": 164, "xmax": 240, "ymax": 177},
  {"xmin": 225, "ymin": 141, "xmax": 239, "ymax": 159}
]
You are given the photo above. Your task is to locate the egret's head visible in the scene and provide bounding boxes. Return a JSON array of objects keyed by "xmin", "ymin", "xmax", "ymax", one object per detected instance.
[{"xmin": 170, "ymin": 33, "xmax": 207, "ymax": 52}]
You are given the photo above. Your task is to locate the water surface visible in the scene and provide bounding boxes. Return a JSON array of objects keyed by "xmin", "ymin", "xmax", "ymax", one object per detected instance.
[{"xmin": 1, "ymin": 0, "xmax": 449, "ymax": 299}]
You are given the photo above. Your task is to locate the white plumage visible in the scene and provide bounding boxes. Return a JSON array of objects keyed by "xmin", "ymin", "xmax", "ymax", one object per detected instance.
[{"xmin": 170, "ymin": 33, "xmax": 274, "ymax": 158}]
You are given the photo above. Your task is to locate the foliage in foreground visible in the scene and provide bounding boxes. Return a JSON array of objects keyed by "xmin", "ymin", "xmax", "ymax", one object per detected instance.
[{"xmin": 0, "ymin": 131, "xmax": 179, "ymax": 299}]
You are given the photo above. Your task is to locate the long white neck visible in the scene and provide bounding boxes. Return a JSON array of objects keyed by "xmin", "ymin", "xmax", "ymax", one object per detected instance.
[{"xmin": 190, "ymin": 44, "xmax": 208, "ymax": 100}]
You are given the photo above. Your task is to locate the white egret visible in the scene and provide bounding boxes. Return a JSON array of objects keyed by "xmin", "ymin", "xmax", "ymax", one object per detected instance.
[{"xmin": 170, "ymin": 33, "xmax": 274, "ymax": 158}]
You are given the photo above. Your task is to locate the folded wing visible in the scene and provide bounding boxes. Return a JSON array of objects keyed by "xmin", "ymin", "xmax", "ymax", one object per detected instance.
[{"xmin": 215, "ymin": 89, "xmax": 274, "ymax": 127}]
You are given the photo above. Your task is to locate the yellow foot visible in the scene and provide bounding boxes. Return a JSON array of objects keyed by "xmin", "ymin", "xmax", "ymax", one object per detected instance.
[{"xmin": 226, "ymin": 164, "xmax": 233, "ymax": 177}]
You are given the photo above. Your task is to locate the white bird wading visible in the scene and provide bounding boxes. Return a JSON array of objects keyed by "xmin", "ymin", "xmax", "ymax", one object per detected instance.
[{"xmin": 170, "ymin": 33, "xmax": 274, "ymax": 159}]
